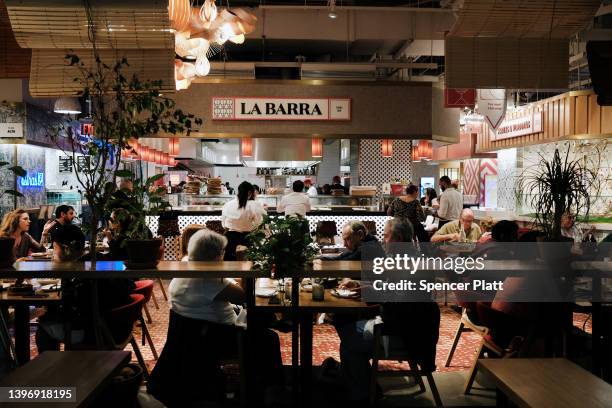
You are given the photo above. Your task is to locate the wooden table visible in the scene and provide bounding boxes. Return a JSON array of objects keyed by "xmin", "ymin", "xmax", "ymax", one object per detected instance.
[
  {"xmin": 477, "ymin": 358, "xmax": 612, "ymax": 408},
  {"xmin": 257, "ymin": 288, "xmax": 374, "ymax": 405},
  {"xmin": 0, "ymin": 350, "xmax": 131, "ymax": 407},
  {"xmin": 0, "ymin": 290, "xmax": 61, "ymax": 364}
]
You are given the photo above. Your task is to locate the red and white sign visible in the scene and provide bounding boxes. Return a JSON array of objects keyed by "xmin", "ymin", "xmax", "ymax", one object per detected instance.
[
  {"xmin": 212, "ymin": 97, "xmax": 351, "ymax": 121},
  {"xmin": 493, "ymin": 111, "xmax": 543, "ymax": 140},
  {"xmin": 478, "ymin": 89, "xmax": 507, "ymax": 130},
  {"xmin": 444, "ymin": 88, "xmax": 476, "ymax": 108}
]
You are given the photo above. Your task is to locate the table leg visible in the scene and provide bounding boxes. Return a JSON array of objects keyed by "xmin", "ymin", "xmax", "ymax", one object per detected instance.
[
  {"xmin": 299, "ymin": 312, "xmax": 313, "ymax": 406},
  {"xmin": 244, "ymin": 277, "xmax": 255, "ymax": 406},
  {"xmin": 495, "ymin": 389, "xmax": 509, "ymax": 408},
  {"xmin": 291, "ymin": 278, "xmax": 300, "ymax": 407},
  {"xmin": 591, "ymin": 269, "xmax": 602, "ymax": 376},
  {"xmin": 13, "ymin": 304, "xmax": 30, "ymax": 364}
]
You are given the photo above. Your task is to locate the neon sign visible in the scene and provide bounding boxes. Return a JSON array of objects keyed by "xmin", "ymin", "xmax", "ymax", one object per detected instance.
[{"xmin": 19, "ymin": 172, "xmax": 44, "ymax": 187}]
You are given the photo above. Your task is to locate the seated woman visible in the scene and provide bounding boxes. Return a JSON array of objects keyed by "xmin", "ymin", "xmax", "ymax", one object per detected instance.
[
  {"xmin": 147, "ymin": 229, "xmax": 283, "ymax": 407},
  {"xmin": 0, "ymin": 209, "xmax": 48, "ymax": 260},
  {"xmin": 179, "ymin": 224, "xmax": 205, "ymax": 261},
  {"xmin": 35, "ymin": 224, "xmax": 135, "ymax": 352},
  {"xmin": 102, "ymin": 208, "xmax": 132, "ymax": 260}
]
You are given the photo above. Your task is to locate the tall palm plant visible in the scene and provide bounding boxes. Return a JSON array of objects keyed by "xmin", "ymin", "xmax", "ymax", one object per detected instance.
[{"xmin": 518, "ymin": 146, "xmax": 600, "ymax": 240}]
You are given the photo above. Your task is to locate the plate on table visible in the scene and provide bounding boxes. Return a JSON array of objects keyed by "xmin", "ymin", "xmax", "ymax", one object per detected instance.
[
  {"xmin": 41, "ymin": 283, "xmax": 61, "ymax": 292},
  {"xmin": 255, "ymin": 288, "xmax": 278, "ymax": 298},
  {"xmin": 301, "ymin": 284, "xmax": 313, "ymax": 292},
  {"xmin": 331, "ymin": 289, "xmax": 359, "ymax": 299},
  {"xmin": 31, "ymin": 252, "xmax": 51, "ymax": 258}
]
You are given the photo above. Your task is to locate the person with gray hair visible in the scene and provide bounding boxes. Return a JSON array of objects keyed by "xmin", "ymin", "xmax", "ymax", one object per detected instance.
[
  {"xmin": 149, "ymin": 229, "xmax": 284, "ymax": 406},
  {"xmin": 322, "ymin": 220, "xmax": 385, "ymax": 261},
  {"xmin": 383, "ymin": 217, "xmax": 414, "ymax": 245}
]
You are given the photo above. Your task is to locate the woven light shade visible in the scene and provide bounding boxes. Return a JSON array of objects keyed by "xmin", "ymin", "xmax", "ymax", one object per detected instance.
[
  {"xmin": 0, "ymin": 1, "xmax": 30, "ymax": 78},
  {"xmin": 168, "ymin": 0, "xmax": 192, "ymax": 33},
  {"xmin": 311, "ymin": 138, "xmax": 323, "ymax": 158},
  {"xmin": 5, "ymin": 0, "xmax": 173, "ymax": 49},
  {"xmin": 29, "ymin": 48, "xmax": 175, "ymax": 97},
  {"xmin": 417, "ymin": 140, "xmax": 432, "ymax": 161},
  {"xmin": 54, "ymin": 97, "xmax": 81, "ymax": 114},
  {"xmin": 381, "ymin": 139, "xmax": 393, "ymax": 158},
  {"xmin": 168, "ymin": 137, "xmax": 180, "ymax": 157}
]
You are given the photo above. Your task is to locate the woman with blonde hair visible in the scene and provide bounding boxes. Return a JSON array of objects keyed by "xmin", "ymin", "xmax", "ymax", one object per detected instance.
[
  {"xmin": 0, "ymin": 209, "xmax": 46, "ymax": 259},
  {"xmin": 179, "ymin": 224, "xmax": 205, "ymax": 261},
  {"xmin": 477, "ymin": 216, "xmax": 496, "ymax": 244}
]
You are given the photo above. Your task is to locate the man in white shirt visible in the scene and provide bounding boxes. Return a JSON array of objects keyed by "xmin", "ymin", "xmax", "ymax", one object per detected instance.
[
  {"xmin": 304, "ymin": 179, "xmax": 318, "ymax": 197},
  {"xmin": 437, "ymin": 176, "xmax": 463, "ymax": 221},
  {"xmin": 277, "ymin": 180, "xmax": 311, "ymax": 217}
]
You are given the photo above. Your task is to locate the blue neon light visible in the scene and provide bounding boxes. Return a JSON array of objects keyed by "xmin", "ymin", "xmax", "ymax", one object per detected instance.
[{"xmin": 19, "ymin": 172, "xmax": 44, "ymax": 187}]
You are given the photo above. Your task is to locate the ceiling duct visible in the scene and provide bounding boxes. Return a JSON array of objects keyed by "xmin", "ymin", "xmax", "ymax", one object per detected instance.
[
  {"xmin": 207, "ymin": 62, "xmax": 255, "ymax": 80},
  {"xmin": 301, "ymin": 63, "xmax": 377, "ymax": 81}
]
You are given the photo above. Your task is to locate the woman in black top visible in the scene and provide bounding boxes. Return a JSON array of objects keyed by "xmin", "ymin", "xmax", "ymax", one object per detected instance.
[
  {"xmin": 388, "ymin": 185, "xmax": 428, "ymax": 242},
  {"xmin": 420, "ymin": 187, "xmax": 437, "ymax": 207}
]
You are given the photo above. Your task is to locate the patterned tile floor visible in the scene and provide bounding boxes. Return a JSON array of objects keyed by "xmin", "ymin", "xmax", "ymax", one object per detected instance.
[{"xmin": 26, "ymin": 280, "xmax": 593, "ymax": 375}]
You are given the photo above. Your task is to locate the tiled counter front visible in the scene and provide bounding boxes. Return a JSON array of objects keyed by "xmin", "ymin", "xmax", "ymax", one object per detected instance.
[{"xmin": 147, "ymin": 212, "xmax": 391, "ymax": 261}]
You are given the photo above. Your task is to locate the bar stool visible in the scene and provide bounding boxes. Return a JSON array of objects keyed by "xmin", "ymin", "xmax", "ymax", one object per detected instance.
[{"xmin": 132, "ymin": 280, "xmax": 159, "ymax": 360}]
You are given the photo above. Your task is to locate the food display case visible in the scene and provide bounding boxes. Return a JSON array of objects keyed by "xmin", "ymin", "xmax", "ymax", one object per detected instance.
[
  {"xmin": 176, "ymin": 194, "xmax": 279, "ymax": 211},
  {"xmin": 309, "ymin": 195, "xmax": 380, "ymax": 211}
]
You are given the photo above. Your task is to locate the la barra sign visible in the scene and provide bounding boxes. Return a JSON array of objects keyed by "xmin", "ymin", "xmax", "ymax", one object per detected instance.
[
  {"xmin": 493, "ymin": 111, "xmax": 543, "ymax": 140},
  {"xmin": 212, "ymin": 97, "xmax": 351, "ymax": 121}
]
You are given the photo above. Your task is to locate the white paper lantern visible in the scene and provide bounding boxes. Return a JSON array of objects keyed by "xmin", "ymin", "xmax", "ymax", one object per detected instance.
[{"xmin": 195, "ymin": 56, "xmax": 210, "ymax": 77}]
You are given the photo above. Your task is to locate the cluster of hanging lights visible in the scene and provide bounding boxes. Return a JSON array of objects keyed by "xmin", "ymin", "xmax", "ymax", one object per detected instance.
[
  {"xmin": 121, "ymin": 139, "xmax": 178, "ymax": 167},
  {"xmin": 169, "ymin": 0, "xmax": 257, "ymax": 90}
]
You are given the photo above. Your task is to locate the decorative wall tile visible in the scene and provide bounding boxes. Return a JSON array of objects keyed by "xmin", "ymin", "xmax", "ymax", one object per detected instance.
[
  {"xmin": 478, "ymin": 158, "xmax": 498, "ymax": 204},
  {"xmin": 497, "ymin": 148, "xmax": 518, "ymax": 211},
  {"xmin": 358, "ymin": 139, "xmax": 412, "ymax": 192}
]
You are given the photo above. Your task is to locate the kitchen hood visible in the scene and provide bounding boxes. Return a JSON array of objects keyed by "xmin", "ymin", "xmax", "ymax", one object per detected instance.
[{"xmin": 241, "ymin": 138, "xmax": 321, "ymax": 168}]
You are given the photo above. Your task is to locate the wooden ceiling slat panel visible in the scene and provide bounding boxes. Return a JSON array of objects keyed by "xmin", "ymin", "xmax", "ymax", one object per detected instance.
[
  {"xmin": 29, "ymin": 48, "xmax": 175, "ymax": 97},
  {"xmin": 5, "ymin": 0, "xmax": 173, "ymax": 49},
  {"xmin": 0, "ymin": 0, "xmax": 30, "ymax": 78}
]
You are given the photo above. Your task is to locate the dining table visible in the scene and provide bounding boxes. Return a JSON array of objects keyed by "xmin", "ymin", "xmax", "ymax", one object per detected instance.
[{"xmin": 0, "ymin": 258, "xmax": 609, "ymax": 403}]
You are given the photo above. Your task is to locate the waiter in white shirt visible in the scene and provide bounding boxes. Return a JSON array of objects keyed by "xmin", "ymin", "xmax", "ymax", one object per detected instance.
[
  {"xmin": 437, "ymin": 176, "xmax": 463, "ymax": 226},
  {"xmin": 277, "ymin": 180, "xmax": 311, "ymax": 217},
  {"xmin": 304, "ymin": 179, "xmax": 318, "ymax": 197}
]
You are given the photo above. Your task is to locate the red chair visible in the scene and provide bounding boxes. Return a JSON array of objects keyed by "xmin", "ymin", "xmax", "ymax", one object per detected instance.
[
  {"xmin": 107, "ymin": 294, "xmax": 150, "ymax": 379},
  {"xmin": 132, "ymin": 280, "xmax": 159, "ymax": 360}
]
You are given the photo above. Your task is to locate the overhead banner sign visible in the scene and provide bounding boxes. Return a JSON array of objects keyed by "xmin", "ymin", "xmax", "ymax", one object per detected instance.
[
  {"xmin": 212, "ymin": 97, "xmax": 351, "ymax": 121},
  {"xmin": 444, "ymin": 88, "xmax": 476, "ymax": 108},
  {"xmin": 493, "ymin": 111, "xmax": 543, "ymax": 140},
  {"xmin": 0, "ymin": 102, "xmax": 25, "ymax": 138},
  {"xmin": 477, "ymin": 89, "xmax": 507, "ymax": 130}
]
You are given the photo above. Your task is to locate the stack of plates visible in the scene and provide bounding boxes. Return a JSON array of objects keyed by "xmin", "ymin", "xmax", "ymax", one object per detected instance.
[{"xmin": 184, "ymin": 181, "xmax": 201, "ymax": 194}]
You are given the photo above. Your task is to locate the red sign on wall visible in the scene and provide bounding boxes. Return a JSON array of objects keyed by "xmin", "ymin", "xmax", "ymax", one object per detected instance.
[{"xmin": 444, "ymin": 88, "xmax": 476, "ymax": 108}]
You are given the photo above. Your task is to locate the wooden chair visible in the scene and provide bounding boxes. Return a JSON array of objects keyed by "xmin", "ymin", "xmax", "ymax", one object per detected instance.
[
  {"xmin": 444, "ymin": 307, "xmax": 489, "ymax": 367},
  {"xmin": 370, "ymin": 323, "xmax": 443, "ymax": 407},
  {"xmin": 106, "ymin": 294, "xmax": 150, "ymax": 380}
]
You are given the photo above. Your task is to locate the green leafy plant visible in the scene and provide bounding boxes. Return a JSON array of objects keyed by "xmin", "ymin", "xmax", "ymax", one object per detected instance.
[
  {"xmin": 45, "ymin": 4, "xmax": 202, "ymax": 260},
  {"xmin": 106, "ymin": 170, "xmax": 170, "ymax": 241},
  {"xmin": 247, "ymin": 215, "xmax": 318, "ymax": 278},
  {"xmin": 517, "ymin": 146, "xmax": 600, "ymax": 240}
]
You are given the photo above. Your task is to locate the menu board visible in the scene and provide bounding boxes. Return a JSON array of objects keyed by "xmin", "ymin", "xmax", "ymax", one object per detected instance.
[
  {"xmin": 58, "ymin": 156, "xmax": 73, "ymax": 173},
  {"xmin": 76, "ymin": 156, "xmax": 90, "ymax": 172}
]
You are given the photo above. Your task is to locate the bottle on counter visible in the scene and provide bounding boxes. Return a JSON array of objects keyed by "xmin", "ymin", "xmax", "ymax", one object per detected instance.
[{"xmin": 167, "ymin": 181, "xmax": 172, "ymax": 194}]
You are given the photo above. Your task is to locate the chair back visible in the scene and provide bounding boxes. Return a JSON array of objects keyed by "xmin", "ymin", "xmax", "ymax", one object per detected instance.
[
  {"xmin": 107, "ymin": 294, "xmax": 145, "ymax": 346},
  {"xmin": 206, "ymin": 220, "xmax": 225, "ymax": 235},
  {"xmin": 132, "ymin": 280, "xmax": 155, "ymax": 303},
  {"xmin": 362, "ymin": 221, "xmax": 377, "ymax": 236}
]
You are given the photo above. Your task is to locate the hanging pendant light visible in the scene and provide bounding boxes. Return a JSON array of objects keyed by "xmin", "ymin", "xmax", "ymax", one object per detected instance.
[
  {"xmin": 241, "ymin": 137, "xmax": 253, "ymax": 157},
  {"xmin": 311, "ymin": 138, "xmax": 323, "ymax": 158},
  {"xmin": 169, "ymin": 137, "xmax": 180, "ymax": 157},
  {"xmin": 417, "ymin": 140, "xmax": 433, "ymax": 161},
  {"xmin": 381, "ymin": 139, "xmax": 393, "ymax": 157}
]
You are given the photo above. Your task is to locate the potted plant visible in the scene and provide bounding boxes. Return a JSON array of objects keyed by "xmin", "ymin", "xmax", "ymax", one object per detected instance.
[
  {"xmin": 0, "ymin": 161, "xmax": 26, "ymax": 267},
  {"xmin": 107, "ymin": 171, "xmax": 171, "ymax": 268},
  {"xmin": 246, "ymin": 215, "xmax": 318, "ymax": 278},
  {"xmin": 517, "ymin": 145, "xmax": 600, "ymax": 242}
]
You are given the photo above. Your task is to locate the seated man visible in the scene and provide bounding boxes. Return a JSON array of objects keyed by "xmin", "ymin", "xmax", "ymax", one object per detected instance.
[
  {"xmin": 431, "ymin": 208, "xmax": 482, "ymax": 243},
  {"xmin": 324, "ymin": 220, "xmax": 386, "ymax": 261},
  {"xmin": 323, "ymin": 219, "xmax": 440, "ymax": 403},
  {"xmin": 36, "ymin": 224, "xmax": 135, "ymax": 352},
  {"xmin": 147, "ymin": 229, "xmax": 283, "ymax": 407}
]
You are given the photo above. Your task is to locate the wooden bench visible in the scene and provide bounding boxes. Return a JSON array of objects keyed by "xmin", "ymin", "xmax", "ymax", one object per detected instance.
[
  {"xmin": 477, "ymin": 358, "xmax": 612, "ymax": 408},
  {"xmin": 0, "ymin": 351, "xmax": 131, "ymax": 407}
]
